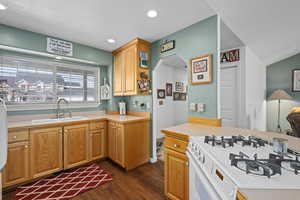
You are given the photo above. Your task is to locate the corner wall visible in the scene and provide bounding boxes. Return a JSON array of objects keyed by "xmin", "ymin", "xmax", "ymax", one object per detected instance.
[
  {"xmin": 245, "ymin": 47, "xmax": 267, "ymax": 131},
  {"xmin": 267, "ymin": 53, "xmax": 300, "ymax": 131}
]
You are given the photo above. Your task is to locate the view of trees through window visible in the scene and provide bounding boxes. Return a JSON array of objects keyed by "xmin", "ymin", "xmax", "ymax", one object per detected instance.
[{"xmin": 0, "ymin": 55, "xmax": 99, "ymax": 104}]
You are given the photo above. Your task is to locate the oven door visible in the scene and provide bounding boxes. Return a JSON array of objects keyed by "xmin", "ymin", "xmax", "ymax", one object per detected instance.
[{"xmin": 187, "ymin": 151, "xmax": 222, "ymax": 200}]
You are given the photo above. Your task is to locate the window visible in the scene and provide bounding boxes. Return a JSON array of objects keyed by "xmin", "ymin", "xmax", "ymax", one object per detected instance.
[{"xmin": 0, "ymin": 55, "xmax": 100, "ymax": 106}]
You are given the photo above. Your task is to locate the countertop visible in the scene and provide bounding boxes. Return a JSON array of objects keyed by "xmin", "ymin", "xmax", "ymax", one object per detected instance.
[
  {"xmin": 161, "ymin": 123, "xmax": 300, "ymax": 152},
  {"xmin": 8, "ymin": 112, "xmax": 149, "ymax": 130}
]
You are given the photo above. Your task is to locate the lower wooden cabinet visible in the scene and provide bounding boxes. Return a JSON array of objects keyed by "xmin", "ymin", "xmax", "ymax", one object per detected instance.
[
  {"xmin": 90, "ymin": 129, "xmax": 107, "ymax": 161},
  {"xmin": 30, "ymin": 127, "xmax": 63, "ymax": 179},
  {"xmin": 108, "ymin": 121, "xmax": 149, "ymax": 170},
  {"xmin": 165, "ymin": 148, "xmax": 189, "ymax": 200},
  {"xmin": 108, "ymin": 122, "xmax": 124, "ymax": 166},
  {"xmin": 64, "ymin": 124, "xmax": 89, "ymax": 169},
  {"xmin": 2, "ymin": 142, "xmax": 29, "ymax": 188},
  {"xmin": 3, "ymin": 118, "xmax": 150, "ymax": 189}
]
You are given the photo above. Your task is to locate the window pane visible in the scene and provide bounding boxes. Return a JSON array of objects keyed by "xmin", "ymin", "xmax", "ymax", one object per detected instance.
[
  {"xmin": 56, "ymin": 67, "xmax": 71, "ymax": 101},
  {"xmin": 70, "ymin": 70, "xmax": 84, "ymax": 102},
  {"xmin": 0, "ymin": 58, "xmax": 18, "ymax": 103},
  {"xmin": 87, "ymin": 73, "xmax": 97, "ymax": 102},
  {"xmin": 0, "ymin": 55, "xmax": 100, "ymax": 105}
]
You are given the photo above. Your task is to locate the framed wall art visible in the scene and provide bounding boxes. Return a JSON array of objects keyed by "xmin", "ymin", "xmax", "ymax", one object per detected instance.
[
  {"xmin": 292, "ymin": 69, "xmax": 300, "ymax": 92},
  {"xmin": 173, "ymin": 92, "xmax": 180, "ymax": 101},
  {"xmin": 157, "ymin": 89, "xmax": 166, "ymax": 99},
  {"xmin": 166, "ymin": 83, "xmax": 173, "ymax": 96},
  {"xmin": 190, "ymin": 54, "xmax": 212, "ymax": 84},
  {"xmin": 175, "ymin": 82, "xmax": 184, "ymax": 92}
]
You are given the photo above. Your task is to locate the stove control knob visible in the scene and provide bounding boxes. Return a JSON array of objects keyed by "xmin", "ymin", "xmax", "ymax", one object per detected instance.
[{"xmin": 200, "ymin": 155, "xmax": 205, "ymax": 163}]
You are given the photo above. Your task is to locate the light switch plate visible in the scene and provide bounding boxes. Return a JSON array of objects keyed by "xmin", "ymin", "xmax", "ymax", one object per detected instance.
[{"xmin": 189, "ymin": 103, "xmax": 197, "ymax": 111}]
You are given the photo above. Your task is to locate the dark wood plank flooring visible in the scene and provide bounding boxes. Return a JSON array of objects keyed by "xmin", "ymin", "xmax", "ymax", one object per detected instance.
[{"xmin": 3, "ymin": 160, "xmax": 166, "ymax": 200}]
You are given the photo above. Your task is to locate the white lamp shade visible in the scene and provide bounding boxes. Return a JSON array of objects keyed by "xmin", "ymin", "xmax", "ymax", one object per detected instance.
[{"xmin": 269, "ymin": 89, "xmax": 292, "ymax": 100}]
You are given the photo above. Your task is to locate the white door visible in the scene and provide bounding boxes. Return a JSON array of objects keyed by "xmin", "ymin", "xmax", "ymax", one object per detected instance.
[{"xmin": 220, "ymin": 66, "xmax": 238, "ymax": 127}]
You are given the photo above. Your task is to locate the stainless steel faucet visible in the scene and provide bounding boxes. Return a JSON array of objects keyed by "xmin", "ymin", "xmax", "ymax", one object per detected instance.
[{"xmin": 56, "ymin": 98, "xmax": 72, "ymax": 119}]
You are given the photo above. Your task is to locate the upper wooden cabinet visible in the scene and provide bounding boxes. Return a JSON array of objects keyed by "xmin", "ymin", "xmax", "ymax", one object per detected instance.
[
  {"xmin": 30, "ymin": 127, "xmax": 63, "ymax": 179},
  {"xmin": 64, "ymin": 124, "xmax": 89, "ymax": 169},
  {"xmin": 113, "ymin": 38, "xmax": 151, "ymax": 96}
]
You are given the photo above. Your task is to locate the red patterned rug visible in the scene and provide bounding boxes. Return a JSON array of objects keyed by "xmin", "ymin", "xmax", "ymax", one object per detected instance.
[{"xmin": 15, "ymin": 164, "xmax": 113, "ymax": 200}]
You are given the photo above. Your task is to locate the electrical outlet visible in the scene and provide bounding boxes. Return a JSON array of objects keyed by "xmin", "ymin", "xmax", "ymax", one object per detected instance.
[{"xmin": 197, "ymin": 103, "xmax": 205, "ymax": 113}]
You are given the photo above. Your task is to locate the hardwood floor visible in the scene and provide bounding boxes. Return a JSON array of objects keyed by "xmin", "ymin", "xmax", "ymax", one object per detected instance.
[{"xmin": 2, "ymin": 160, "xmax": 166, "ymax": 200}]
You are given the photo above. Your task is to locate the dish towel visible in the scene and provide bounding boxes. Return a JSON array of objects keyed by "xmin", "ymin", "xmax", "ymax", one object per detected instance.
[{"xmin": 0, "ymin": 99, "xmax": 7, "ymax": 171}]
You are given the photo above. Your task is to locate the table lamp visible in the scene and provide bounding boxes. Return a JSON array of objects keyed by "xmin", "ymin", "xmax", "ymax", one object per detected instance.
[{"xmin": 269, "ymin": 89, "xmax": 293, "ymax": 132}]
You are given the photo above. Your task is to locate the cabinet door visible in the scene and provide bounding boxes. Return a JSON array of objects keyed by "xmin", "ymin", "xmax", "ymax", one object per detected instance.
[
  {"xmin": 2, "ymin": 142, "xmax": 29, "ymax": 187},
  {"xmin": 114, "ymin": 52, "xmax": 124, "ymax": 95},
  {"xmin": 115, "ymin": 124, "xmax": 124, "ymax": 166},
  {"xmin": 30, "ymin": 127, "xmax": 63, "ymax": 179},
  {"xmin": 64, "ymin": 124, "xmax": 89, "ymax": 169},
  {"xmin": 165, "ymin": 148, "xmax": 189, "ymax": 200},
  {"xmin": 108, "ymin": 122, "xmax": 116, "ymax": 160},
  {"xmin": 123, "ymin": 45, "xmax": 137, "ymax": 95},
  {"xmin": 90, "ymin": 129, "xmax": 106, "ymax": 161}
]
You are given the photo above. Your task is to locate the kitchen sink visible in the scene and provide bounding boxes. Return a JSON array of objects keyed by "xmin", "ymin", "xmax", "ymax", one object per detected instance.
[{"xmin": 32, "ymin": 116, "xmax": 88, "ymax": 125}]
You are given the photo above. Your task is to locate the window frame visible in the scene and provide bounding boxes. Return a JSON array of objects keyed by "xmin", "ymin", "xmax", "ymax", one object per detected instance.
[{"xmin": 0, "ymin": 54, "xmax": 101, "ymax": 111}]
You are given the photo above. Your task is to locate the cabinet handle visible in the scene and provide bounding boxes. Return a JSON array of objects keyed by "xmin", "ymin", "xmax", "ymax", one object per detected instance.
[
  {"xmin": 173, "ymin": 144, "xmax": 180, "ymax": 148},
  {"xmin": 13, "ymin": 135, "xmax": 17, "ymax": 140},
  {"xmin": 24, "ymin": 145, "xmax": 28, "ymax": 149}
]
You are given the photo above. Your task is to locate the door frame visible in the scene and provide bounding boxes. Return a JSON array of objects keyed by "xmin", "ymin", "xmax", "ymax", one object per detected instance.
[
  {"xmin": 219, "ymin": 47, "xmax": 246, "ymax": 128},
  {"xmin": 151, "ymin": 54, "xmax": 187, "ymax": 163}
]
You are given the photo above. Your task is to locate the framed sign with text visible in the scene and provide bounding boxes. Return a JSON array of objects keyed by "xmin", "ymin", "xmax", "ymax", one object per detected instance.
[{"xmin": 47, "ymin": 37, "xmax": 73, "ymax": 56}]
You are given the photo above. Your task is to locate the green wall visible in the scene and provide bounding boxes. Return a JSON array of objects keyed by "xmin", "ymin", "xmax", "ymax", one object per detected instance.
[
  {"xmin": 0, "ymin": 24, "xmax": 114, "ymax": 115},
  {"xmin": 127, "ymin": 15, "xmax": 218, "ymax": 118},
  {"xmin": 267, "ymin": 53, "xmax": 300, "ymax": 131}
]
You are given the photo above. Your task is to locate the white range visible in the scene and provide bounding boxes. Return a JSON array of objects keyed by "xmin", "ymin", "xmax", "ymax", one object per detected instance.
[{"xmin": 187, "ymin": 135, "xmax": 300, "ymax": 200}]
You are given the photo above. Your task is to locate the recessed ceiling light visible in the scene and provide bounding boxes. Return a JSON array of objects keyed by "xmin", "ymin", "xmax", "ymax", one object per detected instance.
[
  {"xmin": 107, "ymin": 39, "xmax": 116, "ymax": 43},
  {"xmin": 147, "ymin": 10, "xmax": 158, "ymax": 18},
  {"xmin": 0, "ymin": 3, "xmax": 7, "ymax": 10},
  {"xmin": 55, "ymin": 56, "xmax": 62, "ymax": 60}
]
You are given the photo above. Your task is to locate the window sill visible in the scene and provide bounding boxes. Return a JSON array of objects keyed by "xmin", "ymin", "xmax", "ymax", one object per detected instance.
[{"xmin": 7, "ymin": 102, "xmax": 101, "ymax": 112}]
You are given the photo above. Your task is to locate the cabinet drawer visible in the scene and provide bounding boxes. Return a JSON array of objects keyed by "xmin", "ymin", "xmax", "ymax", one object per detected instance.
[
  {"xmin": 8, "ymin": 130, "xmax": 29, "ymax": 143},
  {"xmin": 90, "ymin": 121, "xmax": 105, "ymax": 131},
  {"xmin": 165, "ymin": 137, "xmax": 188, "ymax": 154}
]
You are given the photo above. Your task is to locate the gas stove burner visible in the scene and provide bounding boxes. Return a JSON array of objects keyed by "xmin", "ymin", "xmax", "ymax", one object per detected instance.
[
  {"xmin": 204, "ymin": 135, "xmax": 234, "ymax": 148},
  {"xmin": 269, "ymin": 152, "xmax": 300, "ymax": 175},
  {"xmin": 230, "ymin": 152, "xmax": 282, "ymax": 178},
  {"xmin": 240, "ymin": 136, "xmax": 268, "ymax": 148}
]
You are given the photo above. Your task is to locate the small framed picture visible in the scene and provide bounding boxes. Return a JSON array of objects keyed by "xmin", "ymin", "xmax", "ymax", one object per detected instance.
[
  {"xmin": 157, "ymin": 89, "xmax": 166, "ymax": 99},
  {"xmin": 173, "ymin": 92, "xmax": 180, "ymax": 101},
  {"xmin": 292, "ymin": 69, "xmax": 300, "ymax": 92},
  {"xmin": 175, "ymin": 82, "xmax": 184, "ymax": 92},
  {"xmin": 190, "ymin": 54, "xmax": 212, "ymax": 84},
  {"xmin": 166, "ymin": 83, "xmax": 173, "ymax": 96},
  {"xmin": 180, "ymin": 93, "xmax": 187, "ymax": 101}
]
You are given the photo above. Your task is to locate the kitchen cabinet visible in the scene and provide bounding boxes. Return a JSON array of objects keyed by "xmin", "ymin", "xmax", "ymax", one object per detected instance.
[
  {"xmin": 108, "ymin": 122, "xmax": 125, "ymax": 167},
  {"xmin": 164, "ymin": 140, "xmax": 189, "ymax": 200},
  {"xmin": 113, "ymin": 38, "xmax": 151, "ymax": 96},
  {"xmin": 2, "ymin": 129, "xmax": 30, "ymax": 188},
  {"xmin": 30, "ymin": 127, "xmax": 63, "ymax": 179},
  {"xmin": 3, "ymin": 117, "xmax": 149, "ymax": 189},
  {"xmin": 163, "ymin": 117, "xmax": 222, "ymax": 200},
  {"xmin": 64, "ymin": 124, "xmax": 89, "ymax": 169},
  {"xmin": 89, "ymin": 121, "xmax": 107, "ymax": 161},
  {"xmin": 108, "ymin": 120, "xmax": 149, "ymax": 170}
]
